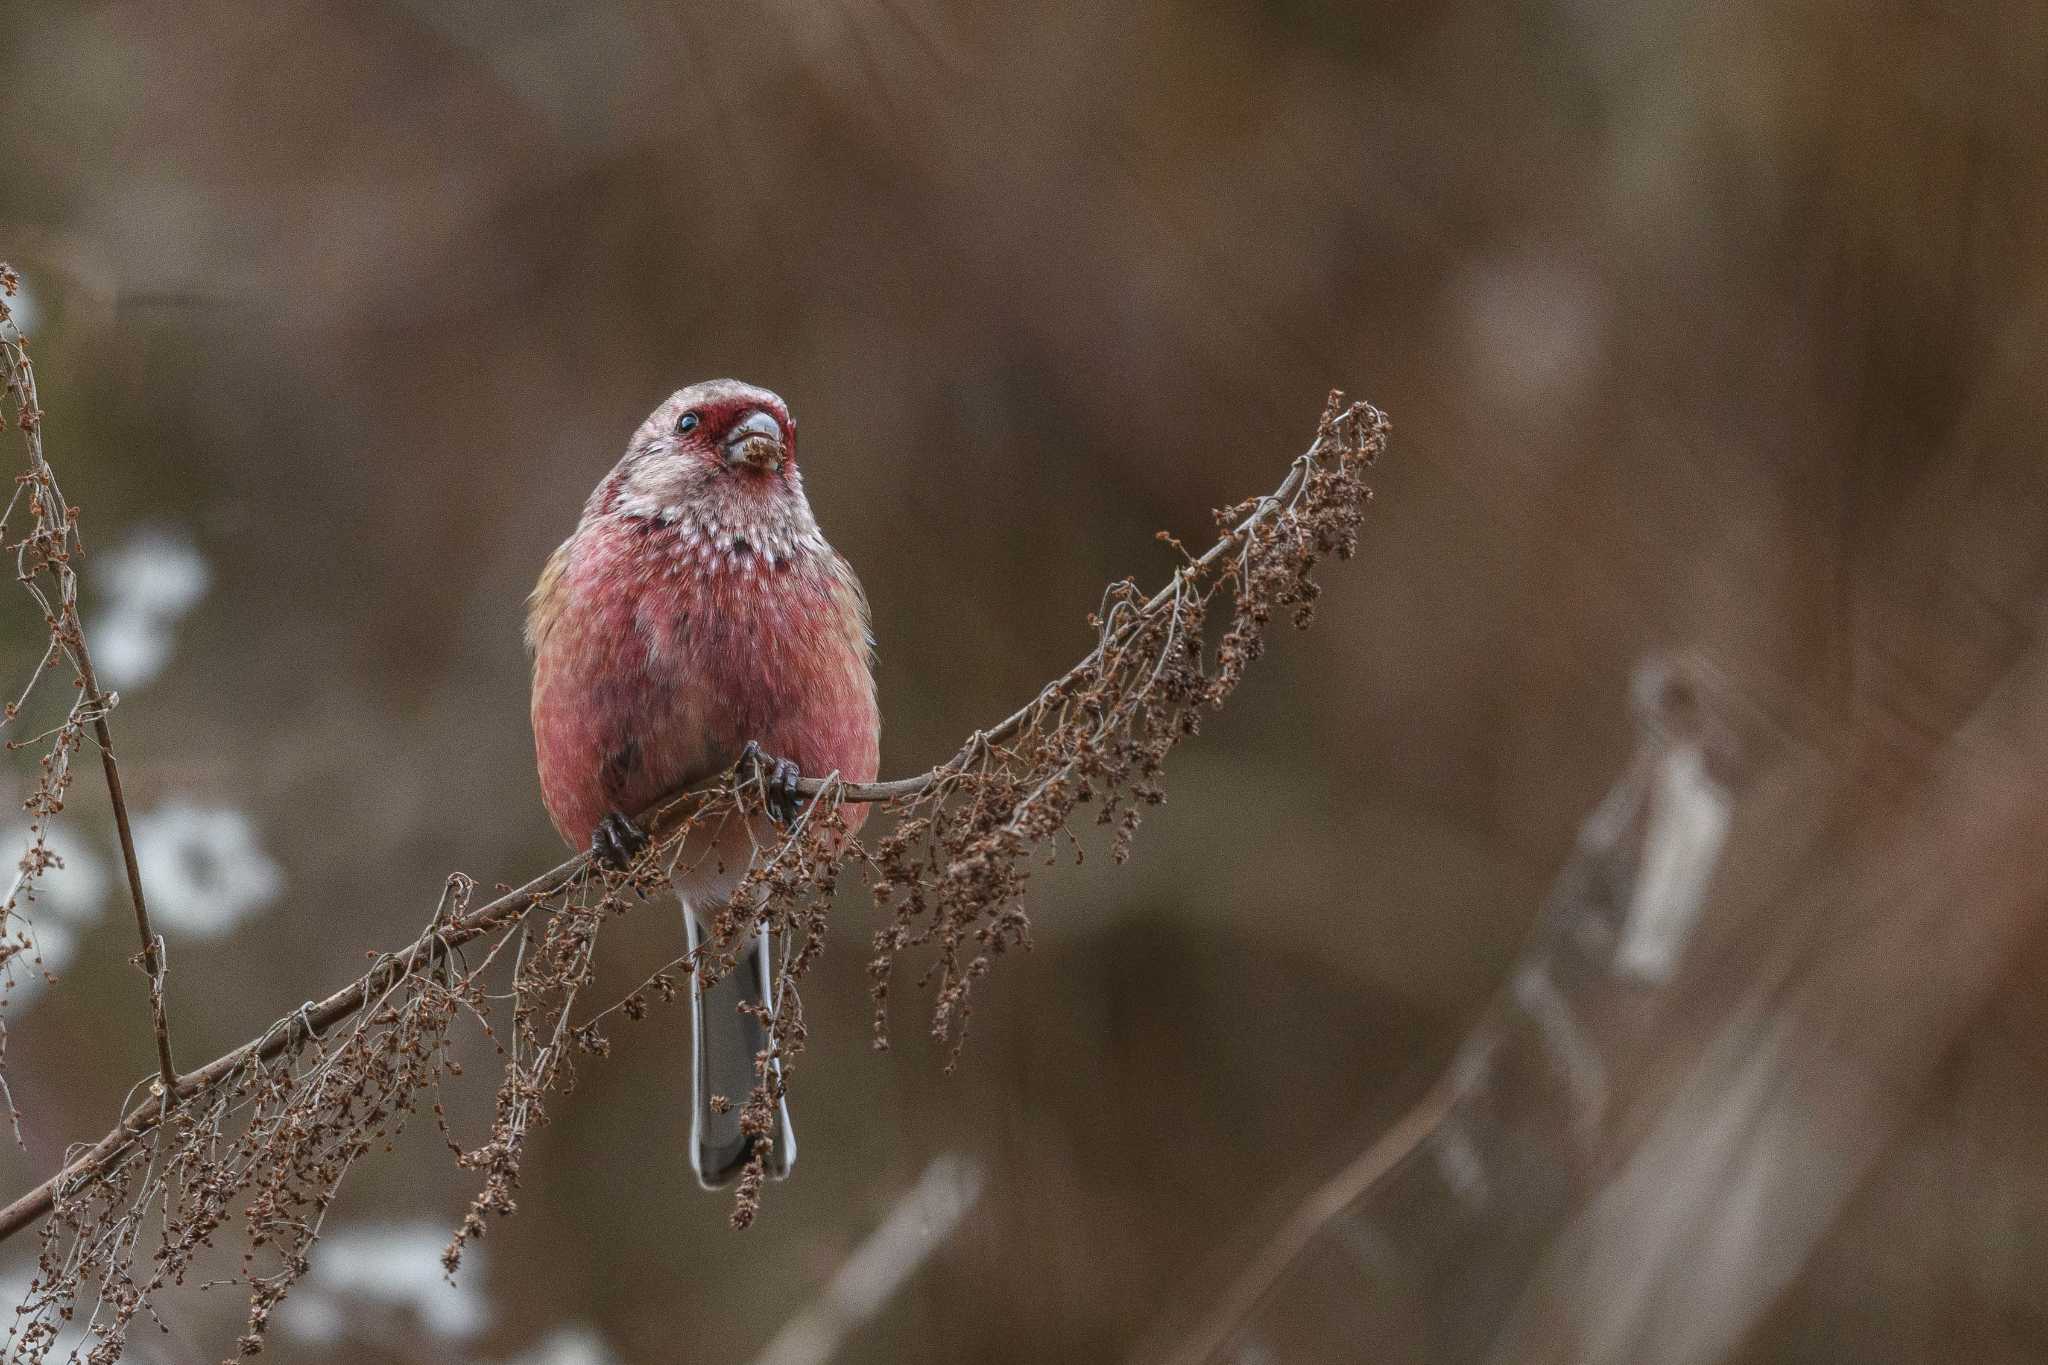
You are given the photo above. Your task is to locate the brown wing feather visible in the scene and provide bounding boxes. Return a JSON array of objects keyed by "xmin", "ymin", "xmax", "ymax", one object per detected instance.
[
  {"xmin": 831, "ymin": 550, "xmax": 877, "ymax": 669},
  {"xmin": 524, "ymin": 539, "xmax": 571, "ymax": 656}
]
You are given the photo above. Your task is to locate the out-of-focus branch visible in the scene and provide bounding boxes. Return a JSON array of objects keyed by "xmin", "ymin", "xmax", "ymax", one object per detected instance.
[
  {"xmin": 1157, "ymin": 1079, "xmax": 1456, "ymax": 1365},
  {"xmin": 749, "ymin": 1152, "xmax": 986, "ymax": 1365},
  {"xmin": 1489, "ymin": 642, "xmax": 2048, "ymax": 1365},
  {"xmin": 1148, "ymin": 639, "xmax": 2048, "ymax": 1365}
]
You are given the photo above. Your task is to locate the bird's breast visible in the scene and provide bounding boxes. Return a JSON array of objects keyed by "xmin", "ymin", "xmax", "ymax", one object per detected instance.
[{"xmin": 531, "ymin": 518, "xmax": 878, "ymax": 848}]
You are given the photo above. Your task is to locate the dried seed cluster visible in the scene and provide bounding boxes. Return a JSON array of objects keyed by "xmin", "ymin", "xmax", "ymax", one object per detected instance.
[
  {"xmin": 862, "ymin": 394, "xmax": 1382, "ymax": 1065},
  {"xmin": 0, "ymin": 317, "xmax": 1385, "ymax": 1362},
  {"xmin": 0, "ymin": 273, "xmax": 107, "ymax": 1060},
  {"xmin": 673, "ymin": 391, "xmax": 1385, "ymax": 1220}
]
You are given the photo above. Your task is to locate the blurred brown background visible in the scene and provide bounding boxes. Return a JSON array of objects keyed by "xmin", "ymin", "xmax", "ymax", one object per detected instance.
[{"xmin": 2, "ymin": 1, "xmax": 2046, "ymax": 1361}]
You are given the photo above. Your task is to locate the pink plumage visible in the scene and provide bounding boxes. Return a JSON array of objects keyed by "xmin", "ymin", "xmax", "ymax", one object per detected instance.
[
  {"xmin": 529, "ymin": 379, "xmax": 879, "ymax": 848},
  {"xmin": 527, "ymin": 378, "xmax": 879, "ymax": 1187}
]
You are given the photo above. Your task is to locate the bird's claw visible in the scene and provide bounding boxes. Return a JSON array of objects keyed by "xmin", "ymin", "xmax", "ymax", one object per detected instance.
[
  {"xmin": 593, "ymin": 810, "xmax": 650, "ymax": 870},
  {"xmin": 739, "ymin": 740, "xmax": 805, "ymax": 824}
]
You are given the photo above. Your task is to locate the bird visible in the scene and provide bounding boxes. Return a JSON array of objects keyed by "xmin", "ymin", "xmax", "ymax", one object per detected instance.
[{"xmin": 526, "ymin": 378, "xmax": 879, "ymax": 1188}]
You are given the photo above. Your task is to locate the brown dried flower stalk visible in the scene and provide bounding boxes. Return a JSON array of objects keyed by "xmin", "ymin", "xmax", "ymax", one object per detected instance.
[
  {"xmin": 0, "ymin": 319, "xmax": 1385, "ymax": 1360},
  {"xmin": 0, "ymin": 269, "xmax": 177, "ymax": 1130}
]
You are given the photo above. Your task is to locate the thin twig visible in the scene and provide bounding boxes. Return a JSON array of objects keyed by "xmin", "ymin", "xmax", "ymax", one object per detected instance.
[
  {"xmin": 0, "ymin": 291, "xmax": 180, "ymax": 1098},
  {"xmin": 0, "ymin": 854, "xmax": 587, "ymax": 1242},
  {"xmin": 81, "ymin": 646, "xmax": 179, "ymax": 1100}
]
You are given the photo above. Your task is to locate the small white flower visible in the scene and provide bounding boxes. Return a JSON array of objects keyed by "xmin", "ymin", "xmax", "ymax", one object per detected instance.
[
  {"xmin": 2, "ymin": 279, "xmax": 37, "ymax": 333},
  {"xmin": 129, "ymin": 803, "xmax": 282, "ymax": 937},
  {"xmin": 98, "ymin": 528, "xmax": 210, "ymax": 620},
  {"xmin": 88, "ymin": 528, "xmax": 211, "ymax": 690},
  {"xmin": 0, "ymin": 823, "xmax": 107, "ymax": 1009},
  {"xmin": 1, "ymin": 823, "xmax": 110, "ymax": 924},
  {"xmin": 505, "ymin": 1325, "xmax": 621, "ymax": 1365},
  {"xmin": 89, "ymin": 611, "xmax": 174, "ymax": 692},
  {"xmin": 277, "ymin": 1222, "xmax": 490, "ymax": 1344}
]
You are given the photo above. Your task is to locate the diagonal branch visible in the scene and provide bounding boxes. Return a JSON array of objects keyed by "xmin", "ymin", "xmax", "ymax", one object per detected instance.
[
  {"xmin": 0, "ymin": 852, "xmax": 585, "ymax": 1243},
  {"xmin": 0, "ymin": 395, "xmax": 1381, "ymax": 1245},
  {"xmin": 0, "ymin": 392, "xmax": 1392, "ymax": 1252}
]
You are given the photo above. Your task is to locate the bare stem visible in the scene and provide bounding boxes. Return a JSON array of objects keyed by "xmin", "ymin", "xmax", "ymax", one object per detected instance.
[
  {"xmin": 0, "ymin": 854, "xmax": 587, "ymax": 1242},
  {"xmin": 0, "ymin": 289, "xmax": 179, "ymax": 1100},
  {"xmin": 77, "ymin": 637, "xmax": 179, "ymax": 1100}
]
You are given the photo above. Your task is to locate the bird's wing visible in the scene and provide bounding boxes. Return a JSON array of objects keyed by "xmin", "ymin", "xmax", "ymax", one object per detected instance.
[
  {"xmin": 525, "ymin": 538, "xmax": 572, "ymax": 655},
  {"xmin": 831, "ymin": 550, "xmax": 877, "ymax": 666}
]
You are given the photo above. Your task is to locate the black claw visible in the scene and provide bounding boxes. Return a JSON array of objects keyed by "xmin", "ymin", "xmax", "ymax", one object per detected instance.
[
  {"xmin": 592, "ymin": 810, "xmax": 649, "ymax": 870},
  {"xmin": 739, "ymin": 740, "xmax": 805, "ymax": 824},
  {"xmin": 769, "ymin": 757, "xmax": 803, "ymax": 823}
]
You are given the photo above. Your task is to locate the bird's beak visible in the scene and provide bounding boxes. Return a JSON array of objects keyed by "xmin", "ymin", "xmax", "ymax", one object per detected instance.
[{"xmin": 723, "ymin": 410, "xmax": 787, "ymax": 472}]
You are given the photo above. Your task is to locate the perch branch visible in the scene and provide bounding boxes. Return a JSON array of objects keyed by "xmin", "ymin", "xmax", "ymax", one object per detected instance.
[
  {"xmin": 0, "ymin": 391, "xmax": 1385, "ymax": 1255},
  {"xmin": 0, "ymin": 397, "xmax": 1376, "ymax": 1252},
  {"xmin": 0, "ymin": 854, "xmax": 584, "ymax": 1242}
]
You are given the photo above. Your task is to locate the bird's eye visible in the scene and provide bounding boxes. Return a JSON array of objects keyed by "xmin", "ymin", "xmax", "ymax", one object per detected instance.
[{"xmin": 676, "ymin": 410, "xmax": 701, "ymax": 434}]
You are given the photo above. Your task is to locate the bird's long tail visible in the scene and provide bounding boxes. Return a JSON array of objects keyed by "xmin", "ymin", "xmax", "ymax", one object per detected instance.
[{"xmin": 684, "ymin": 905, "xmax": 797, "ymax": 1188}]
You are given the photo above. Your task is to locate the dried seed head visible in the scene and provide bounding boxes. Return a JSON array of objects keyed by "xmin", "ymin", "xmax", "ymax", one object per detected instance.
[{"xmin": 5, "ymin": 387, "xmax": 1383, "ymax": 1357}]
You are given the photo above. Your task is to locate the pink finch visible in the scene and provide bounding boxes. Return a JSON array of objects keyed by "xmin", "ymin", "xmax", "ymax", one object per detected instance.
[{"xmin": 527, "ymin": 379, "xmax": 880, "ymax": 1187}]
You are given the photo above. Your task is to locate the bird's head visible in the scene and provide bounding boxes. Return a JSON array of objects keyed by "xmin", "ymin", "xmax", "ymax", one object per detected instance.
[{"xmin": 603, "ymin": 379, "xmax": 805, "ymax": 525}]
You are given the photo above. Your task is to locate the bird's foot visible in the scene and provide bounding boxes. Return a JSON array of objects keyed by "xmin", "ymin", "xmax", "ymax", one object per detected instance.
[
  {"xmin": 739, "ymin": 740, "xmax": 805, "ymax": 824},
  {"xmin": 592, "ymin": 810, "xmax": 650, "ymax": 870}
]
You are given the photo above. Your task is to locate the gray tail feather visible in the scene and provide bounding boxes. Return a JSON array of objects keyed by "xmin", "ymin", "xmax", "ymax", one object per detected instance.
[{"xmin": 685, "ymin": 908, "xmax": 796, "ymax": 1189}]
